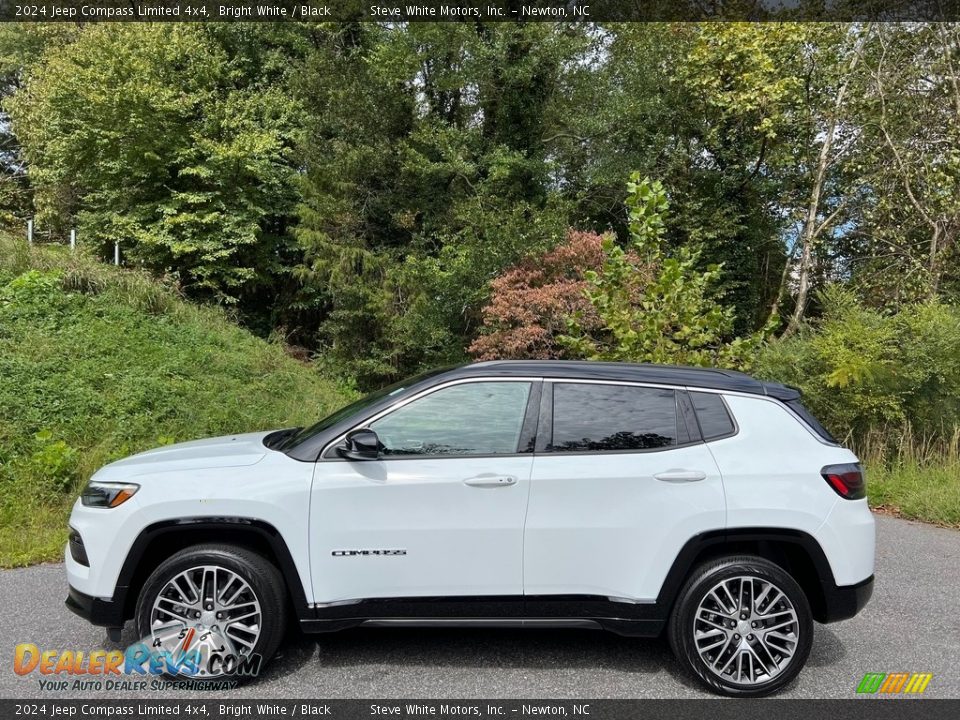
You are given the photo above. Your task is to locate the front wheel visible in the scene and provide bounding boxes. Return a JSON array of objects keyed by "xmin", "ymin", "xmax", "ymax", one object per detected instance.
[
  {"xmin": 667, "ymin": 555, "xmax": 813, "ymax": 697},
  {"xmin": 134, "ymin": 544, "xmax": 287, "ymax": 680}
]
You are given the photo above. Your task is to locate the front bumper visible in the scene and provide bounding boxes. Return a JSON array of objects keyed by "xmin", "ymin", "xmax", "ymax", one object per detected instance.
[
  {"xmin": 65, "ymin": 585, "xmax": 126, "ymax": 628},
  {"xmin": 820, "ymin": 574, "xmax": 874, "ymax": 623}
]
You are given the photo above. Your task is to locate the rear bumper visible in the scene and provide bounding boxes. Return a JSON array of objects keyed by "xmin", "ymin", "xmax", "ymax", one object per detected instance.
[
  {"xmin": 65, "ymin": 585, "xmax": 125, "ymax": 628},
  {"xmin": 820, "ymin": 574, "xmax": 874, "ymax": 623}
]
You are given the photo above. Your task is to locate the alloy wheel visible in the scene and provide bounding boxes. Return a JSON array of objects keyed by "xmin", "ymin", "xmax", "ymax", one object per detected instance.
[
  {"xmin": 148, "ymin": 564, "xmax": 262, "ymax": 677},
  {"xmin": 692, "ymin": 574, "xmax": 800, "ymax": 685}
]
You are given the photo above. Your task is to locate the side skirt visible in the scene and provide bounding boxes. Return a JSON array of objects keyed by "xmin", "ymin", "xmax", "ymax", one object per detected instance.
[{"xmin": 300, "ymin": 595, "xmax": 667, "ymax": 638}]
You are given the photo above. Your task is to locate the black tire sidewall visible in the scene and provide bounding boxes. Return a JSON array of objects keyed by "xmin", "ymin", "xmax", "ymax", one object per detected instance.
[
  {"xmin": 668, "ymin": 555, "xmax": 814, "ymax": 697},
  {"xmin": 134, "ymin": 544, "xmax": 287, "ymax": 681}
]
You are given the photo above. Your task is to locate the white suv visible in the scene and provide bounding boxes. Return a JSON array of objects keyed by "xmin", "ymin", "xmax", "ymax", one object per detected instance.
[{"xmin": 65, "ymin": 361, "xmax": 875, "ymax": 696}]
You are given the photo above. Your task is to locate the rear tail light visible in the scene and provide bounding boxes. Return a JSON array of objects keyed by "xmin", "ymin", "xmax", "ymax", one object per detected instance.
[{"xmin": 821, "ymin": 463, "xmax": 866, "ymax": 500}]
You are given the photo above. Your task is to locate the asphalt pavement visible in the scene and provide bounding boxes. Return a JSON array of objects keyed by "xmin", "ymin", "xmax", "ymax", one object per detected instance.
[{"xmin": 0, "ymin": 515, "xmax": 957, "ymax": 699}]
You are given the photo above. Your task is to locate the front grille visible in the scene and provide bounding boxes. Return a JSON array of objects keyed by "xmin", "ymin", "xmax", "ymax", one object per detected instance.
[{"xmin": 68, "ymin": 527, "xmax": 89, "ymax": 567}]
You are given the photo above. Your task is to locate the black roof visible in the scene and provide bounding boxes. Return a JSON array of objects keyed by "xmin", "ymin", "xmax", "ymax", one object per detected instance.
[{"xmin": 446, "ymin": 360, "xmax": 798, "ymax": 399}]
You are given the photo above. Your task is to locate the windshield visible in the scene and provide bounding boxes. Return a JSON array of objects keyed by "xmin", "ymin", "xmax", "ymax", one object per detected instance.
[{"xmin": 278, "ymin": 368, "xmax": 450, "ymax": 451}]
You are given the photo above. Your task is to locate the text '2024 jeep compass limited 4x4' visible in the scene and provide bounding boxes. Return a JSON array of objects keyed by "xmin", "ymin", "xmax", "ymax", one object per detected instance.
[{"xmin": 65, "ymin": 361, "xmax": 875, "ymax": 696}]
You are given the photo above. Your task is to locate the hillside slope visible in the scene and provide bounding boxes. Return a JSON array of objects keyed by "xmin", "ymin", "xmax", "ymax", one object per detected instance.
[{"xmin": 0, "ymin": 237, "xmax": 350, "ymax": 566}]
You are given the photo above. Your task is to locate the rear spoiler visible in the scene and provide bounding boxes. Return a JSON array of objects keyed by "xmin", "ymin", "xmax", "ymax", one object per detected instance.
[{"xmin": 760, "ymin": 381, "xmax": 802, "ymax": 402}]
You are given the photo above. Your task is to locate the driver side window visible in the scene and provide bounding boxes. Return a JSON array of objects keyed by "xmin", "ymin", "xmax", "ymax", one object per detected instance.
[{"xmin": 370, "ymin": 381, "xmax": 531, "ymax": 457}]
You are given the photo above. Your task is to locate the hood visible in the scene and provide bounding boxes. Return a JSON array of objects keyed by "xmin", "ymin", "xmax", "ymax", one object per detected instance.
[{"xmin": 95, "ymin": 431, "xmax": 274, "ymax": 479}]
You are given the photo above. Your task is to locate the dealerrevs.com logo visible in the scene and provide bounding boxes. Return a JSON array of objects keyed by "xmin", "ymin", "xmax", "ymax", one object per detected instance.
[
  {"xmin": 857, "ymin": 672, "xmax": 933, "ymax": 695},
  {"xmin": 14, "ymin": 638, "xmax": 262, "ymax": 691}
]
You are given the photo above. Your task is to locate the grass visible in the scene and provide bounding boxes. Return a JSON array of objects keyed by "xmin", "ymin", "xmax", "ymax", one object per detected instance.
[
  {"xmin": 0, "ymin": 236, "xmax": 352, "ymax": 566},
  {"xmin": 859, "ymin": 428, "xmax": 960, "ymax": 528}
]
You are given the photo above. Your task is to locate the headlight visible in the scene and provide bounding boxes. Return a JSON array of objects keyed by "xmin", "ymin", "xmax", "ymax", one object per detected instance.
[{"xmin": 80, "ymin": 481, "xmax": 140, "ymax": 508}]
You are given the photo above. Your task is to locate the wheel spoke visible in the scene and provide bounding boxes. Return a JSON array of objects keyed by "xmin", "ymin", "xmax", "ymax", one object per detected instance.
[
  {"xmin": 719, "ymin": 582, "xmax": 739, "ymax": 613},
  {"xmin": 185, "ymin": 571, "xmax": 202, "ymax": 604},
  {"xmin": 696, "ymin": 628, "xmax": 728, "ymax": 652},
  {"xmin": 753, "ymin": 582, "xmax": 774, "ymax": 612},
  {"xmin": 151, "ymin": 619, "xmax": 187, "ymax": 641},
  {"xmin": 762, "ymin": 615, "xmax": 796, "ymax": 632},
  {"xmin": 225, "ymin": 627, "xmax": 257, "ymax": 649},
  {"xmin": 696, "ymin": 612, "xmax": 731, "ymax": 633},
  {"xmin": 764, "ymin": 630, "xmax": 797, "ymax": 655},
  {"xmin": 200, "ymin": 569, "xmax": 211, "ymax": 605},
  {"xmin": 219, "ymin": 574, "xmax": 245, "ymax": 606},
  {"xmin": 754, "ymin": 635, "xmax": 783, "ymax": 670},
  {"xmin": 226, "ymin": 609, "xmax": 259, "ymax": 624},
  {"xmin": 758, "ymin": 590, "xmax": 784, "ymax": 615},
  {"xmin": 699, "ymin": 636, "xmax": 728, "ymax": 653},
  {"xmin": 747, "ymin": 642, "xmax": 771, "ymax": 677},
  {"xmin": 716, "ymin": 642, "xmax": 738, "ymax": 673},
  {"xmin": 707, "ymin": 590, "xmax": 736, "ymax": 617},
  {"xmin": 155, "ymin": 597, "xmax": 192, "ymax": 622},
  {"xmin": 742, "ymin": 578, "xmax": 754, "ymax": 616}
]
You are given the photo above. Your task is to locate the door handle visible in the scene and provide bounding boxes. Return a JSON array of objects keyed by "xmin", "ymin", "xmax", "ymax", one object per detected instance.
[
  {"xmin": 463, "ymin": 474, "xmax": 517, "ymax": 488},
  {"xmin": 654, "ymin": 469, "xmax": 707, "ymax": 483}
]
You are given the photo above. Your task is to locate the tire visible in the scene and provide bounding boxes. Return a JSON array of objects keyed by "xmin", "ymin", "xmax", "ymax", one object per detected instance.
[
  {"xmin": 134, "ymin": 543, "xmax": 288, "ymax": 681},
  {"xmin": 667, "ymin": 555, "xmax": 813, "ymax": 697}
]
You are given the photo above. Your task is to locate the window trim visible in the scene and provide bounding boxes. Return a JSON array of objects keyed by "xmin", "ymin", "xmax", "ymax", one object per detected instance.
[
  {"xmin": 320, "ymin": 377, "xmax": 542, "ymax": 461},
  {"xmin": 537, "ymin": 379, "xmax": 704, "ymax": 456},
  {"xmin": 319, "ymin": 376, "xmax": 757, "ymax": 462}
]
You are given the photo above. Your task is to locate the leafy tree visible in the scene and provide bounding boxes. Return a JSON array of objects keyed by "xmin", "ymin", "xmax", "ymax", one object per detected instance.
[
  {"xmin": 559, "ymin": 175, "xmax": 764, "ymax": 368},
  {"xmin": 6, "ymin": 24, "xmax": 309, "ymax": 302},
  {"xmin": 848, "ymin": 24, "xmax": 960, "ymax": 305},
  {"xmin": 0, "ymin": 24, "xmax": 77, "ymax": 226},
  {"xmin": 678, "ymin": 23, "xmax": 853, "ymax": 334},
  {"xmin": 294, "ymin": 23, "xmax": 579, "ymax": 385},
  {"xmin": 546, "ymin": 24, "xmax": 808, "ymax": 333}
]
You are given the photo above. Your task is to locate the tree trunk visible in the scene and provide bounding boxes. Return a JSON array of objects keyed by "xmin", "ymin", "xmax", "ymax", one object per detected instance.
[{"xmin": 782, "ymin": 35, "xmax": 863, "ymax": 338}]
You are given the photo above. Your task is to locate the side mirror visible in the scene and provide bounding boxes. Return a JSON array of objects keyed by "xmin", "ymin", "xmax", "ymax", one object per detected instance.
[{"xmin": 338, "ymin": 428, "xmax": 381, "ymax": 461}]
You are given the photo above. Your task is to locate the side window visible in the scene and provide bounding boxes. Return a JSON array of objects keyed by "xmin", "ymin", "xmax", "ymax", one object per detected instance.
[
  {"xmin": 370, "ymin": 382, "xmax": 531, "ymax": 457},
  {"xmin": 547, "ymin": 383, "xmax": 679, "ymax": 452},
  {"xmin": 690, "ymin": 391, "xmax": 736, "ymax": 440}
]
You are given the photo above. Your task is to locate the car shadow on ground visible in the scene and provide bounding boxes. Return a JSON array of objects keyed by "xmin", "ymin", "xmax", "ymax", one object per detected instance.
[
  {"xmin": 263, "ymin": 623, "xmax": 847, "ymax": 692},
  {"xmin": 807, "ymin": 624, "xmax": 847, "ymax": 667},
  {"xmin": 107, "ymin": 617, "xmax": 846, "ymax": 694}
]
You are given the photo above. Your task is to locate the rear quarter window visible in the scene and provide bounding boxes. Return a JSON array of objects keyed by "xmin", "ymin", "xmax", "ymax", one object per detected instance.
[{"xmin": 690, "ymin": 391, "xmax": 736, "ymax": 440}]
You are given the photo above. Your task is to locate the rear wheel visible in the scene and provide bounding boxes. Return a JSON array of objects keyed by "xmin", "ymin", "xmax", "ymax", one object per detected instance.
[
  {"xmin": 134, "ymin": 544, "xmax": 287, "ymax": 680},
  {"xmin": 667, "ymin": 555, "xmax": 812, "ymax": 697}
]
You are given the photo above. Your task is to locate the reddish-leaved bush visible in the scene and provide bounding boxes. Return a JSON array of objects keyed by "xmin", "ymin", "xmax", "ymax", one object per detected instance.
[{"xmin": 470, "ymin": 230, "xmax": 647, "ymax": 360}]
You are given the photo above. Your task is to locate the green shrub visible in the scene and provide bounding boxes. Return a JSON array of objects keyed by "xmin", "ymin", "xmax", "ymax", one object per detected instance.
[
  {"xmin": 756, "ymin": 286, "xmax": 960, "ymax": 444},
  {"xmin": 558, "ymin": 175, "xmax": 765, "ymax": 369},
  {"xmin": 28, "ymin": 430, "xmax": 78, "ymax": 495}
]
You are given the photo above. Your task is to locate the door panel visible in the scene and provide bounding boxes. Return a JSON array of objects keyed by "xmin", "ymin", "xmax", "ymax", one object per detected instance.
[
  {"xmin": 310, "ymin": 456, "xmax": 533, "ymax": 603},
  {"xmin": 524, "ymin": 382, "xmax": 726, "ymax": 601},
  {"xmin": 309, "ymin": 379, "xmax": 535, "ymax": 604}
]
